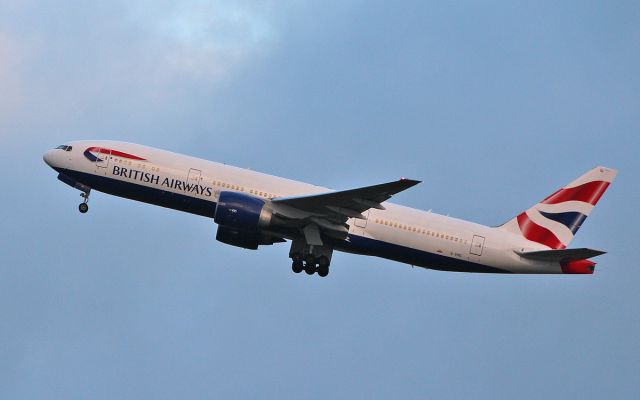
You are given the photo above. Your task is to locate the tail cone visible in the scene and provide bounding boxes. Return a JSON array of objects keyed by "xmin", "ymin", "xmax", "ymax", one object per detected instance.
[{"xmin": 561, "ymin": 259, "xmax": 596, "ymax": 274}]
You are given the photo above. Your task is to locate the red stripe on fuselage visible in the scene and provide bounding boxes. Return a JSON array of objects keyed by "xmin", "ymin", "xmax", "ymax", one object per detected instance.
[
  {"xmin": 86, "ymin": 147, "xmax": 146, "ymax": 161},
  {"xmin": 542, "ymin": 181, "xmax": 609, "ymax": 206},
  {"xmin": 516, "ymin": 212, "xmax": 566, "ymax": 249}
]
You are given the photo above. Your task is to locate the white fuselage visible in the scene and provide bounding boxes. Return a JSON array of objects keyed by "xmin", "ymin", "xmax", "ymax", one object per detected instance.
[{"xmin": 44, "ymin": 140, "xmax": 563, "ymax": 274}]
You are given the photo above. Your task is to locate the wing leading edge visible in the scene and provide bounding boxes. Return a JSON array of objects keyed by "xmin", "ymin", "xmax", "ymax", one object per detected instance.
[
  {"xmin": 269, "ymin": 178, "xmax": 421, "ymax": 245},
  {"xmin": 272, "ymin": 178, "xmax": 420, "ymax": 215}
]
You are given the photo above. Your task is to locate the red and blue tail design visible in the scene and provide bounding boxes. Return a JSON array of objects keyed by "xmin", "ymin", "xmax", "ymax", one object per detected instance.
[{"xmin": 499, "ymin": 166, "xmax": 617, "ymax": 249}]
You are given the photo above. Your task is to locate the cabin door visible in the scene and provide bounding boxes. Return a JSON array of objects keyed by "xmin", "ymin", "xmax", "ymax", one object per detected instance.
[
  {"xmin": 470, "ymin": 235, "xmax": 485, "ymax": 257},
  {"xmin": 95, "ymin": 148, "xmax": 111, "ymax": 175},
  {"xmin": 187, "ymin": 168, "xmax": 202, "ymax": 192}
]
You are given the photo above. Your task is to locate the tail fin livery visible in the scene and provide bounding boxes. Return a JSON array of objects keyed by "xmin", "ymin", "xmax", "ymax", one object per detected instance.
[{"xmin": 499, "ymin": 166, "xmax": 618, "ymax": 249}]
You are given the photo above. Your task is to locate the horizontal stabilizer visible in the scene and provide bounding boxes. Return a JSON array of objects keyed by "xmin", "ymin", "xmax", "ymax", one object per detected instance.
[{"xmin": 516, "ymin": 248, "xmax": 606, "ymax": 262}]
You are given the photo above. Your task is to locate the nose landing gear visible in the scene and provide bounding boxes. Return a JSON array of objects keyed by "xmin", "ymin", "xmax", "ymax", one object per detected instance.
[
  {"xmin": 54, "ymin": 173, "xmax": 92, "ymax": 214},
  {"xmin": 78, "ymin": 191, "xmax": 90, "ymax": 214}
]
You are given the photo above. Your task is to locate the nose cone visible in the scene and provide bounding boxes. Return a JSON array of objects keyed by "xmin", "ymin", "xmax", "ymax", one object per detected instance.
[
  {"xmin": 43, "ymin": 150, "xmax": 55, "ymax": 167},
  {"xmin": 43, "ymin": 149, "xmax": 66, "ymax": 170}
]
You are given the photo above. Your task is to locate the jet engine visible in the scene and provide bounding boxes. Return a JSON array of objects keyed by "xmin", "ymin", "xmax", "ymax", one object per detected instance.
[
  {"xmin": 214, "ymin": 191, "xmax": 272, "ymax": 231},
  {"xmin": 214, "ymin": 191, "xmax": 279, "ymax": 249}
]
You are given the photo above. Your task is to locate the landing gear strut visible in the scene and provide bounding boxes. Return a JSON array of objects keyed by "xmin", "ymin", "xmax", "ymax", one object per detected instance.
[{"xmin": 78, "ymin": 191, "xmax": 90, "ymax": 214}]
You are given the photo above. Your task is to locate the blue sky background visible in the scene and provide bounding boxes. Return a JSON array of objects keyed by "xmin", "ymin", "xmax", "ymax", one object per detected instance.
[{"xmin": 1, "ymin": 1, "xmax": 639, "ymax": 398}]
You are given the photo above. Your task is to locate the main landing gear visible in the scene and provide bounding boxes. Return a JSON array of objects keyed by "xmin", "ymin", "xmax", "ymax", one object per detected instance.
[
  {"xmin": 291, "ymin": 254, "xmax": 330, "ymax": 277},
  {"xmin": 289, "ymin": 238, "xmax": 333, "ymax": 278},
  {"xmin": 78, "ymin": 190, "xmax": 90, "ymax": 214}
]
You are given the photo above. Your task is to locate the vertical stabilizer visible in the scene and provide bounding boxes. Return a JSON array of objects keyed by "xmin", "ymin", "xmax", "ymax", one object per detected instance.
[{"xmin": 499, "ymin": 166, "xmax": 617, "ymax": 249}]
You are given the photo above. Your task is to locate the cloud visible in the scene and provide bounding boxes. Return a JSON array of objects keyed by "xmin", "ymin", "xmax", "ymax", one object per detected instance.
[
  {"xmin": 126, "ymin": 0, "xmax": 282, "ymax": 80},
  {"xmin": 0, "ymin": 1, "xmax": 291, "ymax": 145}
]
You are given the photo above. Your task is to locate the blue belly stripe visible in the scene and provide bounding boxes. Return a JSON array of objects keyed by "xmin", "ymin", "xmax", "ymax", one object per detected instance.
[
  {"xmin": 339, "ymin": 235, "xmax": 509, "ymax": 273},
  {"xmin": 57, "ymin": 168, "xmax": 217, "ymax": 218}
]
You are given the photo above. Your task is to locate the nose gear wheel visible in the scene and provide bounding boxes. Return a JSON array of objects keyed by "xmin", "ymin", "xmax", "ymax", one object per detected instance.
[{"xmin": 78, "ymin": 191, "xmax": 90, "ymax": 213}]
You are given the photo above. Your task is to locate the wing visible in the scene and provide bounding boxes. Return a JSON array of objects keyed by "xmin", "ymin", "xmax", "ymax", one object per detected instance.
[
  {"xmin": 270, "ymin": 178, "xmax": 420, "ymax": 245},
  {"xmin": 273, "ymin": 178, "xmax": 420, "ymax": 214}
]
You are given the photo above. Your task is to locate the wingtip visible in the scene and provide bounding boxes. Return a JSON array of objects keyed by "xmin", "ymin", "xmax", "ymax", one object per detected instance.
[{"xmin": 399, "ymin": 177, "xmax": 421, "ymax": 185}]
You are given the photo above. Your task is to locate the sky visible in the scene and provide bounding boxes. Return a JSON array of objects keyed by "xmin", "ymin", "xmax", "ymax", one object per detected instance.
[{"xmin": 1, "ymin": 1, "xmax": 639, "ymax": 398}]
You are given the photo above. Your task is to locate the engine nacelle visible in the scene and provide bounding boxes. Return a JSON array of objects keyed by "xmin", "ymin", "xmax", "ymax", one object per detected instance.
[
  {"xmin": 215, "ymin": 226, "xmax": 284, "ymax": 250},
  {"xmin": 216, "ymin": 226, "xmax": 261, "ymax": 250},
  {"xmin": 214, "ymin": 191, "xmax": 272, "ymax": 231}
]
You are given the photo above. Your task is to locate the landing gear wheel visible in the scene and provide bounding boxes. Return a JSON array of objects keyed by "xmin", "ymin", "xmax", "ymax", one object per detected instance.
[
  {"xmin": 78, "ymin": 191, "xmax": 90, "ymax": 214},
  {"xmin": 304, "ymin": 263, "xmax": 316, "ymax": 275},
  {"xmin": 292, "ymin": 260, "xmax": 303, "ymax": 274},
  {"xmin": 304, "ymin": 254, "xmax": 316, "ymax": 275},
  {"xmin": 317, "ymin": 265, "xmax": 329, "ymax": 277},
  {"xmin": 316, "ymin": 256, "xmax": 330, "ymax": 277}
]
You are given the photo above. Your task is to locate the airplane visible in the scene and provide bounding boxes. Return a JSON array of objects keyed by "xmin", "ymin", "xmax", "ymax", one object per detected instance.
[{"xmin": 43, "ymin": 141, "xmax": 617, "ymax": 277}]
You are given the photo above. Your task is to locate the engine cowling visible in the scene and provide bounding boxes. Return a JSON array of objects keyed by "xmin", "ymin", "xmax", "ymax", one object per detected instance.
[
  {"xmin": 216, "ymin": 226, "xmax": 261, "ymax": 250},
  {"xmin": 214, "ymin": 191, "xmax": 272, "ymax": 231}
]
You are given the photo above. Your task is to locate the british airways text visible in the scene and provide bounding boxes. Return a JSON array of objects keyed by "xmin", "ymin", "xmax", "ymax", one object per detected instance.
[{"xmin": 112, "ymin": 166, "xmax": 213, "ymax": 196}]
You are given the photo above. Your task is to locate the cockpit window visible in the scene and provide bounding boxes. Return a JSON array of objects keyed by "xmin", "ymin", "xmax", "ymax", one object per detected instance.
[{"xmin": 55, "ymin": 145, "xmax": 72, "ymax": 151}]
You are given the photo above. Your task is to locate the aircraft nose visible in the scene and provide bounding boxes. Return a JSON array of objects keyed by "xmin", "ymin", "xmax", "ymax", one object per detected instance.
[
  {"xmin": 43, "ymin": 149, "xmax": 63, "ymax": 169},
  {"xmin": 43, "ymin": 150, "xmax": 55, "ymax": 167}
]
